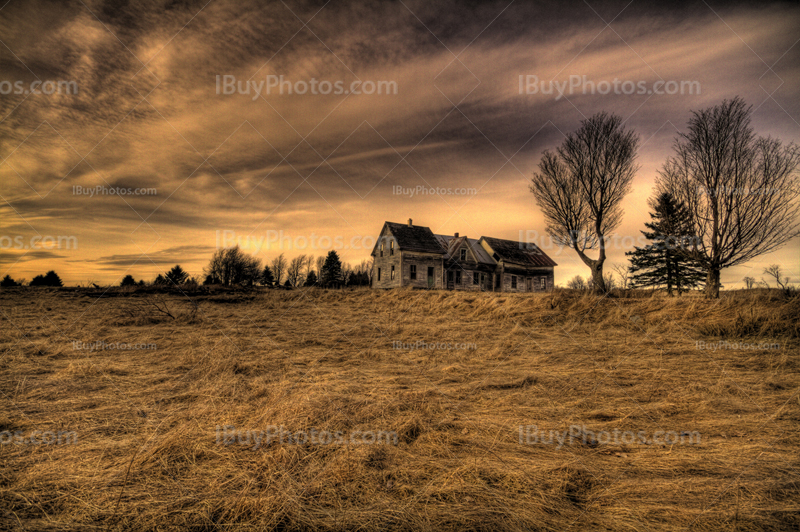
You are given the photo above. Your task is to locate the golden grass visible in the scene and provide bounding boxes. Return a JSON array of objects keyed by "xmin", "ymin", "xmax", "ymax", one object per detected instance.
[{"xmin": 0, "ymin": 287, "xmax": 798, "ymax": 531}]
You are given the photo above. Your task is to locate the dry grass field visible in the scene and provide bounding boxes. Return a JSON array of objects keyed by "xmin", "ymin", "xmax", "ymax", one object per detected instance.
[{"xmin": 1, "ymin": 287, "xmax": 798, "ymax": 531}]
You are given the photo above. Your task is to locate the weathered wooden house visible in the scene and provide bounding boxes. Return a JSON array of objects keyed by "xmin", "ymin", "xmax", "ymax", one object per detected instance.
[{"xmin": 371, "ymin": 220, "xmax": 556, "ymax": 292}]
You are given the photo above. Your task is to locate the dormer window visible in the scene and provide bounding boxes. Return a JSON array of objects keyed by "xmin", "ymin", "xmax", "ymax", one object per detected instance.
[{"xmin": 459, "ymin": 249, "xmax": 466, "ymax": 261}]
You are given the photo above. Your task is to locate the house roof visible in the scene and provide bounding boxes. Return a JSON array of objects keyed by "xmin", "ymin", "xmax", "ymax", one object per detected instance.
[
  {"xmin": 381, "ymin": 222, "xmax": 445, "ymax": 254},
  {"xmin": 372, "ymin": 222, "xmax": 557, "ymax": 269},
  {"xmin": 480, "ymin": 236, "xmax": 558, "ymax": 267},
  {"xmin": 435, "ymin": 235, "xmax": 495, "ymax": 264}
]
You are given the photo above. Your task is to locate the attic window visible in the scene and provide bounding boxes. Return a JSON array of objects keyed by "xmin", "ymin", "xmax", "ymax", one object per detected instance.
[
  {"xmin": 390, "ymin": 240, "xmax": 394, "ymax": 255},
  {"xmin": 460, "ymin": 249, "xmax": 466, "ymax": 261},
  {"xmin": 380, "ymin": 242, "xmax": 384, "ymax": 257}
]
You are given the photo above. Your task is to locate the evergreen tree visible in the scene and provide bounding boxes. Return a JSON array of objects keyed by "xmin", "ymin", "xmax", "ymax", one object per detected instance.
[
  {"xmin": 626, "ymin": 193, "xmax": 705, "ymax": 295},
  {"xmin": 320, "ymin": 250, "xmax": 343, "ymax": 288},
  {"xmin": 261, "ymin": 265, "xmax": 275, "ymax": 287},
  {"xmin": 1, "ymin": 275, "xmax": 19, "ymax": 287},
  {"xmin": 165, "ymin": 265, "xmax": 189, "ymax": 285},
  {"xmin": 120, "ymin": 274, "xmax": 137, "ymax": 287},
  {"xmin": 30, "ymin": 271, "xmax": 63, "ymax": 287},
  {"xmin": 283, "ymin": 278, "xmax": 292, "ymax": 288},
  {"xmin": 305, "ymin": 270, "xmax": 318, "ymax": 287}
]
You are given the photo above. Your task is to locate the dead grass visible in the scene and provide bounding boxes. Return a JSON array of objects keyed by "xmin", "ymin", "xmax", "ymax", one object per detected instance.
[{"xmin": 0, "ymin": 287, "xmax": 798, "ymax": 531}]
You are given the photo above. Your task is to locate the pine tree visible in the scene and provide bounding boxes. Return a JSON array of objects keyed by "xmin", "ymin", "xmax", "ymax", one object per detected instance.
[
  {"xmin": 165, "ymin": 265, "xmax": 189, "ymax": 285},
  {"xmin": 320, "ymin": 251, "xmax": 343, "ymax": 288},
  {"xmin": 120, "ymin": 274, "xmax": 137, "ymax": 287},
  {"xmin": 261, "ymin": 265, "xmax": 275, "ymax": 287},
  {"xmin": 1, "ymin": 275, "xmax": 19, "ymax": 287},
  {"xmin": 626, "ymin": 193, "xmax": 705, "ymax": 295},
  {"xmin": 30, "ymin": 271, "xmax": 63, "ymax": 287},
  {"xmin": 305, "ymin": 270, "xmax": 318, "ymax": 287}
]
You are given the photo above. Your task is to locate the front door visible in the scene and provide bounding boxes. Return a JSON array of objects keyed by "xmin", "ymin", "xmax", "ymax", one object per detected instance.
[
  {"xmin": 427, "ymin": 267, "xmax": 434, "ymax": 288},
  {"xmin": 447, "ymin": 271, "xmax": 454, "ymax": 290}
]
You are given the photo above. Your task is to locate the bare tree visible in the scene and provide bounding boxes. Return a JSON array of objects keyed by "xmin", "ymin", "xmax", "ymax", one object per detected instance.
[
  {"xmin": 657, "ymin": 97, "xmax": 800, "ymax": 298},
  {"xmin": 611, "ymin": 263, "xmax": 632, "ymax": 290},
  {"xmin": 304, "ymin": 255, "xmax": 316, "ymax": 278},
  {"xmin": 341, "ymin": 262, "xmax": 353, "ymax": 286},
  {"xmin": 286, "ymin": 254, "xmax": 308, "ymax": 287},
  {"xmin": 762, "ymin": 264, "xmax": 793, "ymax": 296},
  {"xmin": 742, "ymin": 276, "xmax": 756, "ymax": 290},
  {"xmin": 530, "ymin": 112, "xmax": 639, "ymax": 293},
  {"xmin": 566, "ymin": 275, "xmax": 587, "ymax": 290},
  {"xmin": 315, "ymin": 255, "xmax": 325, "ymax": 277},
  {"xmin": 204, "ymin": 246, "xmax": 262, "ymax": 286},
  {"xmin": 270, "ymin": 253, "xmax": 287, "ymax": 286},
  {"xmin": 360, "ymin": 258, "xmax": 374, "ymax": 284}
]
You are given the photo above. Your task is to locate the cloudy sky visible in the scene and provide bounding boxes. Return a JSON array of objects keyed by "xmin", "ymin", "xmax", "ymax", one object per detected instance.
[{"xmin": 1, "ymin": 0, "xmax": 798, "ymax": 286}]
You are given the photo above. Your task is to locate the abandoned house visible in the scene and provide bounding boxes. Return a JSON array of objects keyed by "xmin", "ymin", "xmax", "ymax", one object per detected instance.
[{"xmin": 371, "ymin": 220, "xmax": 557, "ymax": 292}]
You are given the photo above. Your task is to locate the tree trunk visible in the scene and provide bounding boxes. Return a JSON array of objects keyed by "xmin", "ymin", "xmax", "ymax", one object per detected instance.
[
  {"xmin": 704, "ymin": 268, "xmax": 720, "ymax": 298},
  {"xmin": 574, "ymin": 249, "xmax": 606, "ymax": 294},
  {"xmin": 666, "ymin": 249, "xmax": 673, "ymax": 297},
  {"xmin": 591, "ymin": 261, "xmax": 606, "ymax": 293}
]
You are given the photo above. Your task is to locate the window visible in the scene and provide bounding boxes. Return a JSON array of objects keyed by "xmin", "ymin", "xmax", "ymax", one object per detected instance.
[
  {"xmin": 410, "ymin": 264, "xmax": 417, "ymax": 280},
  {"xmin": 391, "ymin": 265, "xmax": 395, "ymax": 280},
  {"xmin": 455, "ymin": 270, "xmax": 462, "ymax": 284},
  {"xmin": 390, "ymin": 240, "xmax": 394, "ymax": 256},
  {"xmin": 473, "ymin": 272, "xmax": 479, "ymax": 285},
  {"xmin": 377, "ymin": 268, "xmax": 381, "ymax": 281},
  {"xmin": 380, "ymin": 242, "xmax": 384, "ymax": 257},
  {"xmin": 511, "ymin": 275, "xmax": 517, "ymax": 289},
  {"xmin": 460, "ymin": 248, "xmax": 466, "ymax": 261},
  {"xmin": 540, "ymin": 277, "xmax": 546, "ymax": 289}
]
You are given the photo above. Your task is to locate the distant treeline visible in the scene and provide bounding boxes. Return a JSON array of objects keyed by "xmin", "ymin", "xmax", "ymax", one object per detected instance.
[{"xmin": 0, "ymin": 248, "xmax": 372, "ymax": 289}]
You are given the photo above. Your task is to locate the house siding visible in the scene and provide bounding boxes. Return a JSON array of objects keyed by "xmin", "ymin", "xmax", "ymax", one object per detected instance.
[
  {"xmin": 372, "ymin": 226, "xmax": 402, "ymax": 289},
  {"xmin": 401, "ymin": 252, "xmax": 444, "ymax": 289}
]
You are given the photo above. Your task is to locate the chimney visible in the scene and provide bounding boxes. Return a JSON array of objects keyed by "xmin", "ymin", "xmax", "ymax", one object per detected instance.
[
  {"xmin": 408, "ymin": 218, "xmax": 412, "ymax": 227},
  {"xmin": 454, "ymin": 232, "xmax": 459, "ymax": 238}
]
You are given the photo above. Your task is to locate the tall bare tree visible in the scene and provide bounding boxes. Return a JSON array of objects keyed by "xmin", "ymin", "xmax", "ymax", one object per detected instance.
[
  {"xmin": 657, "ymin": 97, "xmax": 800, "ymax": 298},
  {"xmin": 287, "ymin": 254, "xmax": 308, "ymax": 287},
  {"xmin": 530, "ymin": 112, "xmax": 639, "ymax": 293},
  {"xmin": 304, "ymin": 255, "xmax": 316, "ymax": 278},
  {"xmin": 341, "ymin": 262, "xmax": 354, "ymax": 286},
  {"xmin": 270, "ymin": 253, "xmax": 287, "ymax": 286}
]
